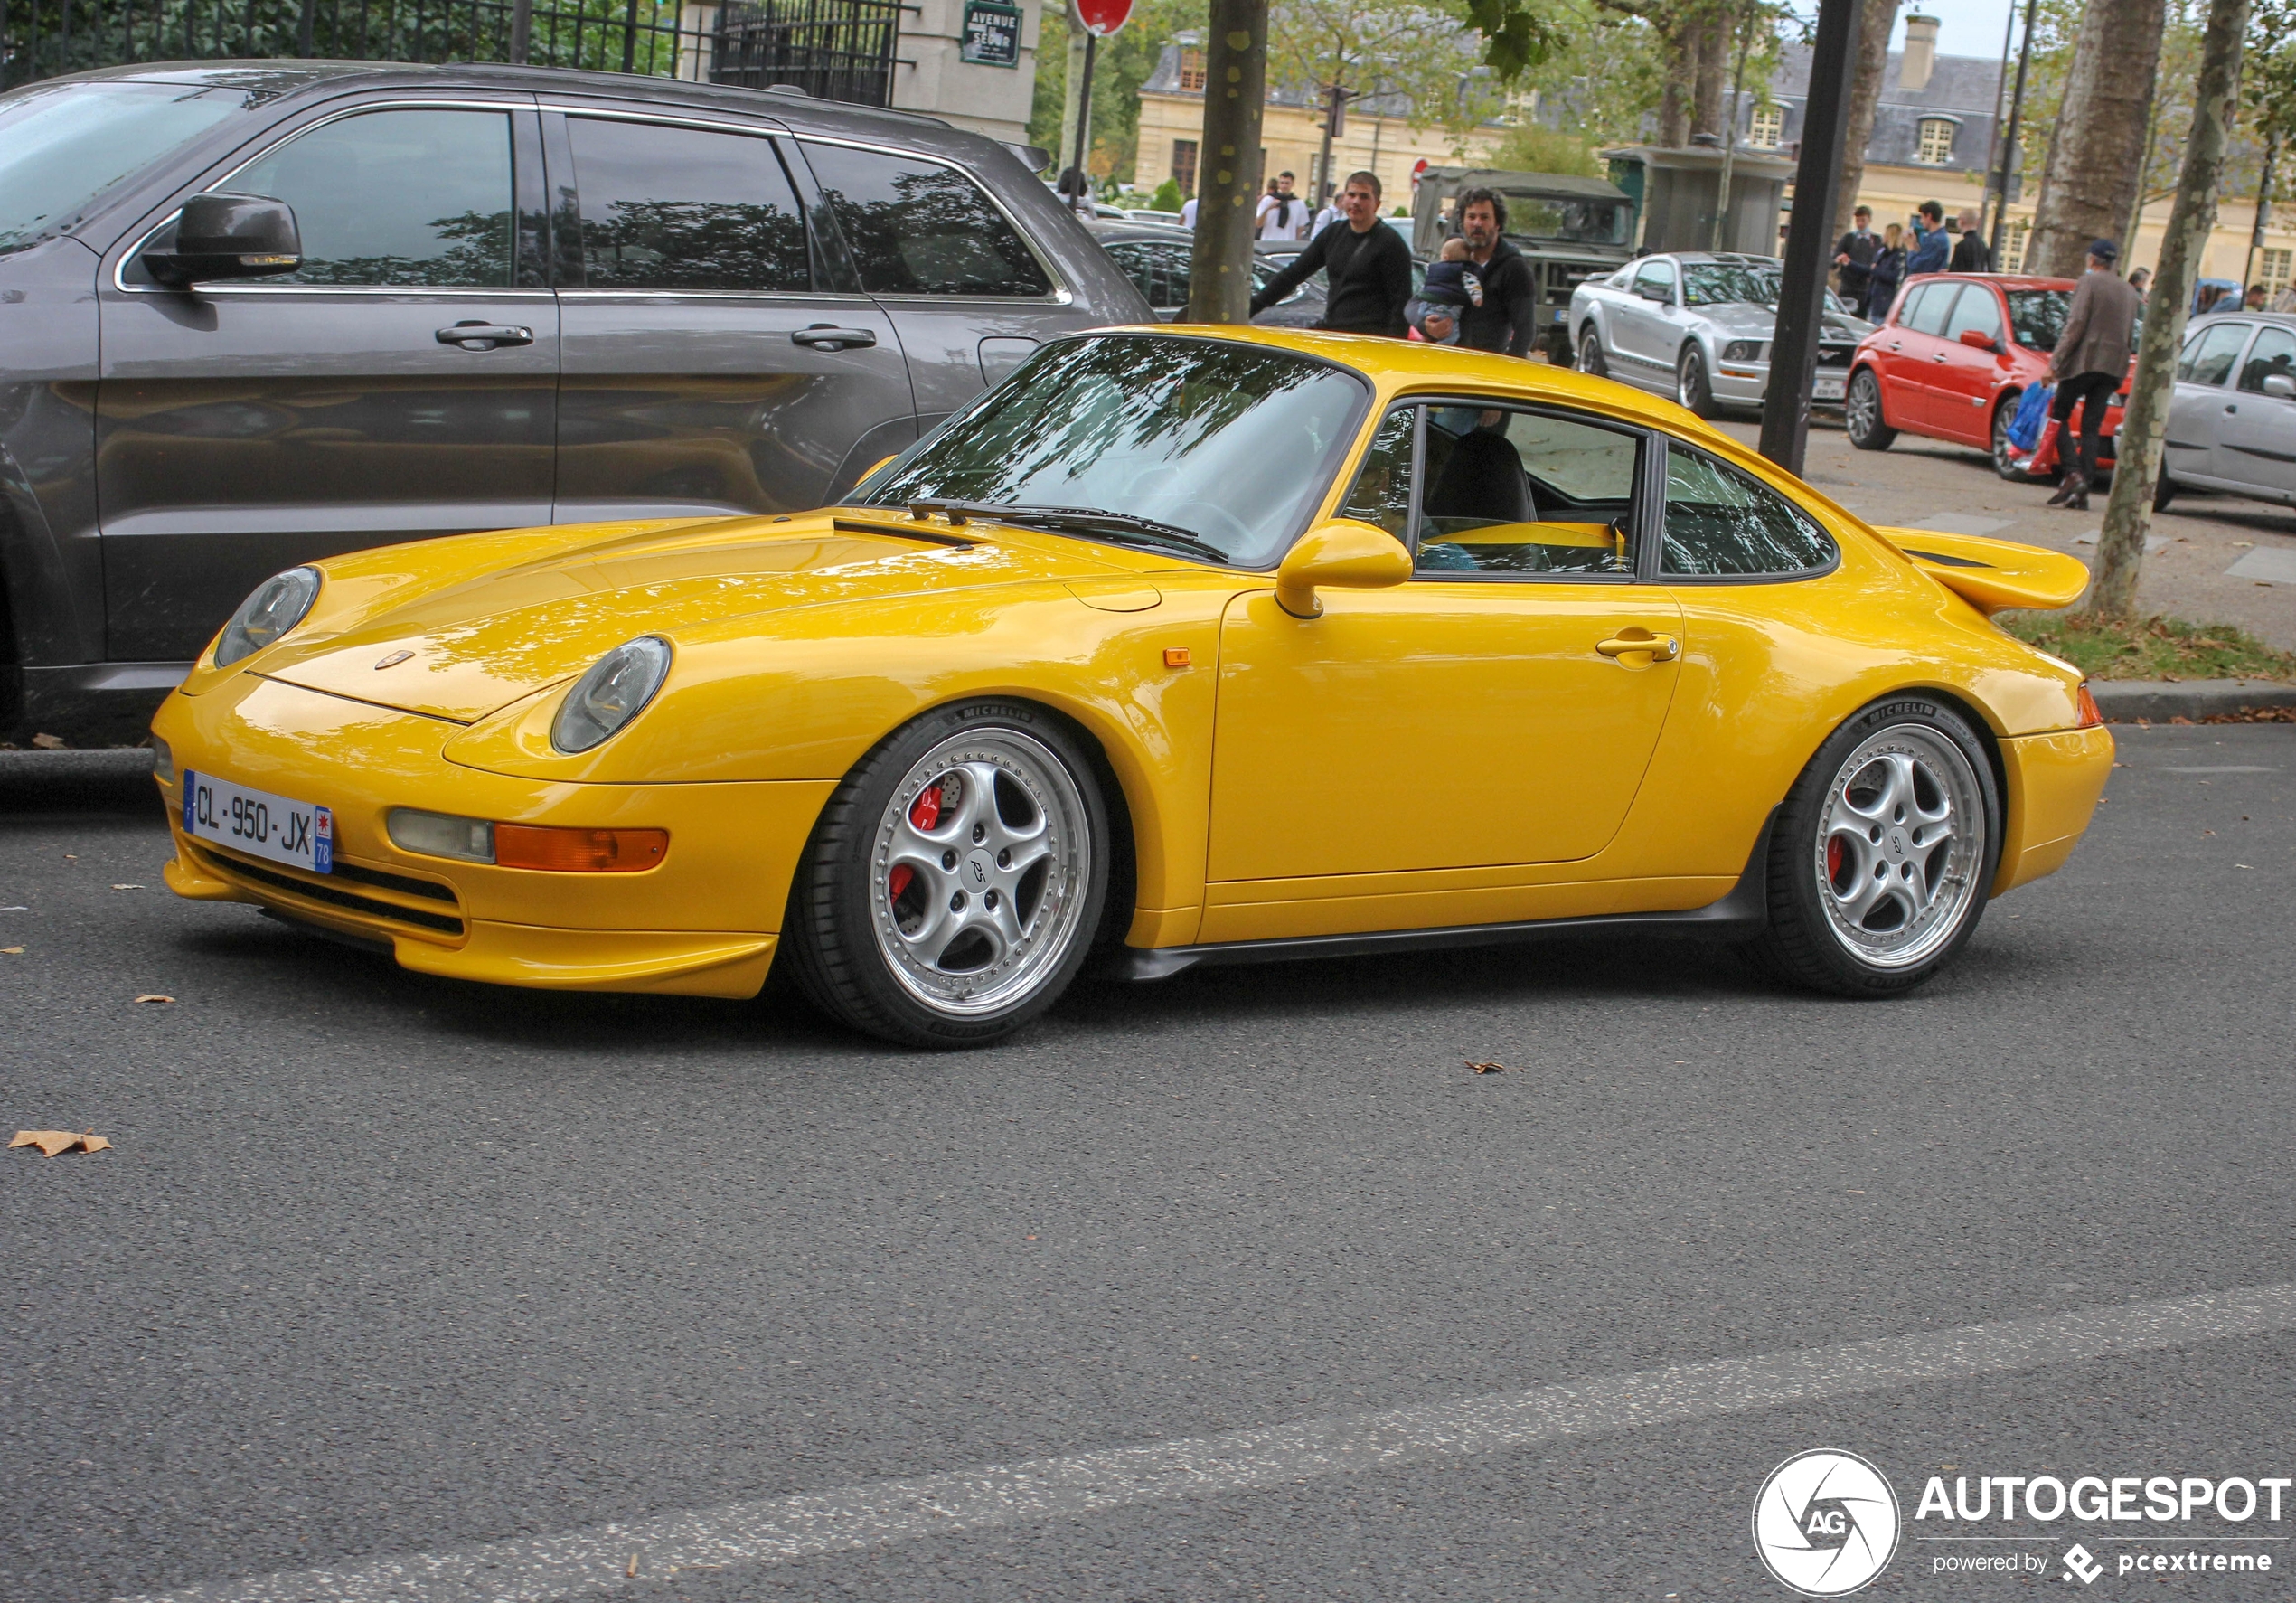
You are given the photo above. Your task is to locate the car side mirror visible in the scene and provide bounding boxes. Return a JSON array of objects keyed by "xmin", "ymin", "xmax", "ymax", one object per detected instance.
[
  {"xmin": 142, "ymin": 193, "xmax": 302, "ymax": 288},
  {"xmin": 1638, "ymin": 284, "xmax": 1670, "ymax": 303},
  {"xmin": 1958, "ymin": 328, "xmax": 2000, "ymax": 351},
  {"xmin": 2263, "ymin": 372, "xmax": 2296, "ymax": 400},
  {"xmin": 1274, "ymin": 519, "xmax": 1412, "ymax": 619}
]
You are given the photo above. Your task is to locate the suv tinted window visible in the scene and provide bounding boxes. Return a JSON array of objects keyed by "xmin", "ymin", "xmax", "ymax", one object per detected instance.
[
  {"xmin": 567, "ymin": 117, "xmax": 809, "ymax": 293},
  {"xmin": 1661, "ymin": 445, "xmax": 1835, "ymax": 576},
  {"xmin": 227, "ymin": 108, "xmax": 513, "ymax": 287},
  {"xmin": 804, "ymin": 143, "xmax": 1051, "ymax": 297}
]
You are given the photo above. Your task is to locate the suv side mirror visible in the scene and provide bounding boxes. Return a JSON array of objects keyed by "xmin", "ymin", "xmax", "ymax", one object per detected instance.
[
  {"xmin": 1274, "ymin": 519, "xmax": 1412, "ymax": 618},
  {"xmin": 2263, "ymin": 372, "xmax": 2296, "ymax": 400},
  {"xmin": 142, "ymin": 193, "xmax": 302, "ymax": 288},
  {"xmin": 1958, "ymin": 328, "xmax": 2000, "ymax": 352}
]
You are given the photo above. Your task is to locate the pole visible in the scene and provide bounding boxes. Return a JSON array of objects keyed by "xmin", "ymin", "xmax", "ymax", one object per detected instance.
[
  {"xmin": 1713, "ymin": 4, "xmax": 1751, "ymax": 252},
  {"xmin": 509, "ymin": 0, "xmax": 532, "ymax": 62},
  {"xmin": 1315, "ymin": 80, "xmax": 1341, "ymax": 212},
  {"xmin": 2244, "ymin": 128, "xmax": 2276, "ymax": 295},
  {"xmin": 1759, "ymin": 0, "xmax": 1863, "ymax": 475},
  {"xmin": 1977, "ymin": 0, "xmax": 2018, "ymax": 240},
  {"xmin": 1072, "ymin": 30, "xmax": 1098, "ymax": 185},
  {"xmin": 1988, "ymin": 0, "xmax": 2038, "ymax": 263},
  {"xmin": 2123, "ymin": 89, "xmax": 2161, "ymax": 262}
]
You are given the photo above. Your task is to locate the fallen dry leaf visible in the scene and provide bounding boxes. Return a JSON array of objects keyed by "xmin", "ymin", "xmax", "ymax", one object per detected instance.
[
  {"xmin": 30, "ymin": 732, "xmax": 64, "ymax": 750},
  {"xmin": 2, "ymin": 947, "xmax": 22, "ymax": 955},
  {"xmin": 11, "ymin": 1129, "xmax": 113, "ymax": 1156},
  {"xmin": 1466, "ymin": 1060, "xmax": 1507, "ymax": 1074},
  {"xmin": 135, "ymin": 994, "xmax": 174, "ymax": 1004},
  {"xmin": 112, "ymin": 883, "xmax": 146, "ymax": 891}
]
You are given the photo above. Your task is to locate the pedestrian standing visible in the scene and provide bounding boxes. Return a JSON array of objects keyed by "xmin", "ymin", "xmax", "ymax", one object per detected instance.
[
  {"xmin": 2245, "ymin": 282, "xmax": 2270, "ymax": 311},
  {"xmin": 1256, "ymin": 172, "xmax": 1308, "ymax": 241},
  {"xmin": 1949, "ymin": 211, "xmax": 1993, "ymax": 272},
  {"xmin": 1312, "ymin": 190, "xmax": 1341, "ymax": 236},
  {"xmin": 1833, "ymin": 205, "xmax": 1879, "ymax": 310},
  {"xmin": 1414, "ymin": 187, "xmax": 1536, "ymax": 356},
  {"xmin": 2042, "ymin": 239, "xmax": 2141, "ymax": 511},
  {"xmin": 1906, "ymin": 202, "xmax": 1951, "ymax": 275},
  {"xmin": 1250, "ymin": 170, "xmax": 1413, "ymax": 338},
  {"xmin": 2129, "ymin": 266, "xmax": 2151, "ymax": 297},
  {"xmin": 1180, "ymin": 193, "xmax": 1199, "ymax": 229},
  {"xmin": 1865, "ymin": 222, "xmax": 1908, "ymax": 319}
]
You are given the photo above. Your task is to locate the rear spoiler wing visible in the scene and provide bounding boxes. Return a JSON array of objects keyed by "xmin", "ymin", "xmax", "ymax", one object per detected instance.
[{"xmin": 1871, "ymin": 526, "xmax": 2091, "ymax": 614}]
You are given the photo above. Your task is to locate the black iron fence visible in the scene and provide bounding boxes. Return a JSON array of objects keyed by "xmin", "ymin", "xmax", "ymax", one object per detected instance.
[{"xmin": 0, "ymin": 0, "xmax": 901, "ymax": 100}]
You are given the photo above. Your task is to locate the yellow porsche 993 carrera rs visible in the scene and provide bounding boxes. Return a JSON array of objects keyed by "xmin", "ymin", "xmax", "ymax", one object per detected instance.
[{"xmin": 151, "ymin": 328, "xmax": 2113, "ymax": 1047}]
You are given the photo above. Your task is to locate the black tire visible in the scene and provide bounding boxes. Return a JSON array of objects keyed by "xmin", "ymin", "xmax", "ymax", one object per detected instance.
[
  {"xmin": 1844, "ymin": 367, "xmax": 1897, "ymax": 450},
  {"xmin": 1749, "ymin": 696, "xmax": 2000, "ymax": 998},
  {"xmin": 1576, "ymin": 325, "xmax": 1607, "ymax": 378},
  {"xmin": 2153, "ymin": 473, "xmax": 2178, "ymax": 512},
  {"xmin": 1677, "ymin": 344, "xmax": 1715, "ymax": 418},
  {"xmin": 784, "ymin": 699, "xmax": 1110, "ymax": 1048},
  {"xmin": 1990, "ymin": 392, "xmax": 2027, "ymax": 479}
]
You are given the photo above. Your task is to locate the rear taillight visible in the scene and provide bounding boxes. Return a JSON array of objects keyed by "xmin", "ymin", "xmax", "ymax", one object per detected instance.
[{"xmin": 2076, "ymin": 682, "xmax": 2104, "ymax": 729}]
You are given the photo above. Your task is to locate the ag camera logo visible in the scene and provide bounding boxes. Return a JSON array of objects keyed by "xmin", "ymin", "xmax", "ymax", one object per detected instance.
[{"xmin": 1753, "ymin": 1449, "xmax": 1903, "ymax": 1596}]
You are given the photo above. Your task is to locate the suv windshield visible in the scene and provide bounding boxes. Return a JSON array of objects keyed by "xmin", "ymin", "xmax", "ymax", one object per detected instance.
[
  {"xmin": 0, "ymin": 80, "xmax": 254, "ymax": 254},
  {"xmin": 1683, "ymin": 264, "xmax": 1780, "ymax": 306},
  {"xmin": 2005, "ymin": 288, "xmax": 2071, "ymax": 351},
  {"xmin": 1501, "ymin": 194, "xmax": 1630, "ymax": 246},
  {"xmin": 855, "ymin": 335, "xmax": 1369, "ymax": 567}
]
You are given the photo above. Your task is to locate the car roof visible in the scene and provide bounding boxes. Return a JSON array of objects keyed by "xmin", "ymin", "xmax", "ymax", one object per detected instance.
[
  {"xmin": 1085, "ymin": 220, "xmax": 1194, "ymax": 244},
  {"xmin": 1901, "ymin": 272, "xmax": 2076, "ymax": 292}
]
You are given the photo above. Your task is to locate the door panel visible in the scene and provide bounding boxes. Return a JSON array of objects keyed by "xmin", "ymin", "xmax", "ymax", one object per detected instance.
[
  {"xmin": 1934, "ymin": 282, "xmax": 2007, "ymax": 444},
  {"xmin": 96, "ymin": 102, "xmax": 556, "ymax": 663},
  {"xmin": 550, "ymin": 114, "xmax": 916, "ymax": 519},
  {"xmin": 1208, "ymin": 583, "xmax": 1685, "ymax": 883},
  {"xmin": 2215, "ymin": 325, "xmax": 2296, "ymax": 496}
]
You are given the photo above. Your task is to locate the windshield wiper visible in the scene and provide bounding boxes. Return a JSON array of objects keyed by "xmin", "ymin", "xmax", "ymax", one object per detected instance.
[{"xmin": 905, "ymin": 499, "xmax": 1228, "ymax": 561}]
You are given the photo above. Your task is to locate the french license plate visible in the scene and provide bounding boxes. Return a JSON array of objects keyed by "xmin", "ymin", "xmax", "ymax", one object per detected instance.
[
  {"xmin": 183, "ymin": 770, "xmax": 333, "ymax": 874},
  {"xmin": 1813, "ymin": 373, "xmax": 1846, "ymax": 401}
]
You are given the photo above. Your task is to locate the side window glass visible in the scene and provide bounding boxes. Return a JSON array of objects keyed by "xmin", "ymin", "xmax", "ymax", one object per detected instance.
[
  {"xmin": 804, "ymin": 143, "xmax": 1051, "ymax": 297},
  {"xmin": 1339, "ymin": 407, "xmax": 1416, "ymax": 542},
  {"xmin": 2238, "ymin": 325, "xmax": 2296, "ymax": 392},
  {"xmin": 2183, "ymin": 321, "xmax": 2254, "ymax": 386},
  {"xmin": 1634, "ymin": 260, "xmax": 1675, "ymax": 300},
  {"xmin": 1102, "ymin": 240, "xmax": 1156, "ymax": 306},
  {"xmin": 1943, "ymin": 286, "xmax": 2001, "ymax": 343},
  {"xmin": 566, "ymin": 118, "xmax": 808, "ymax": 292},
  {"xmin": 226, "ymin": 108, "xmax": 513, "ymax": 287},
  {"xmin": 1417, "ymin": 406, "xmax": 1638, "ymax": 576},
  {"xmin": 1153, "ymin": 243, "xmax": 1193, "ymax": 311},
  {"xmin": 1907, "ymin": 284, "xmax": 1957, "ymax": 336},
  {"xmin": 1662, "ymin": 445, "xmax": 1837, "ymax": 576}
]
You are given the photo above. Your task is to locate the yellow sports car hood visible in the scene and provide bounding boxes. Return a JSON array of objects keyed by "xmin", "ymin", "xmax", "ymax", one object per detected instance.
[{"xmin": 257, "ymin": 514, "xmax": 1142, "ymax": 722}]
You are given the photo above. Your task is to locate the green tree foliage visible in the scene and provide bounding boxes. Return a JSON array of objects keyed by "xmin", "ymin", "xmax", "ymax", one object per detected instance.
[{"xmin": 1030, "ymin": 0, "xmax": 1209, "ymax": 184}]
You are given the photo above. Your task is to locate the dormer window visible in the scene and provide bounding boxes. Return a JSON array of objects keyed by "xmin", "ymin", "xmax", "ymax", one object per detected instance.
[
  {"xmin": 1916, "ymin": 118, "xmax": 1956, "ymax": 165},
  {"xmin": 1747, "ymin": 104, "xmax": 1783, "ymax": 148},
  {"xmin": 1180, "ymin": 48, "xmax": 1207, "ymax": 91}
]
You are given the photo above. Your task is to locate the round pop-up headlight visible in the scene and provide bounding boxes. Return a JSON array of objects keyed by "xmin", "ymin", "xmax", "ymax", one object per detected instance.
[
  {"xmin": 551, "ymin": 636, "xmax": 671, "ymax": 754},
  {"xmin": 214, "ymin": 566, "xmax": 321, "ymax": 666}
]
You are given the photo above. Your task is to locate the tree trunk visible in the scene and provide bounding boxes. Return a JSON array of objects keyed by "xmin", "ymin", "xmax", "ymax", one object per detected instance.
[
  {"xmin": 1185, "ymin": 0, "xmax": 1269, "ymax": 323},
  {"xmin": 1692, "ymin": 6, "xmax": 1730, "ymax": 137},
  {"xmin": 2086, "ymin": 0, "xmax": 2248, "ymax": 619},
  {"xmin": 1056, "ymin": 1, "xmax": 1088, "ymax": 181},
  {"xmin": 2027, "ymin": 0, "xmax": 2168, "ymax": 276},
  {"xmin": 1658, "ymin": 18, "xmax": 1697, "ymax": 146},
  {"xmin": 1830, "ymin": 0, "xmax": 1900, "ymax": 245}
]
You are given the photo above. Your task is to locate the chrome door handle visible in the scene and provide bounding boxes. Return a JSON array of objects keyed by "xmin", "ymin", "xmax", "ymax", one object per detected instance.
[
  {"xmin": 1931, "ymin": 353, "xmax": 1947, "ymax": 363},
  {"xmin": 436, "ymin": 322, "xmax": 534, "ymax": 349},
  {"xmin": 793, "ymin": 325, "xmax": 878, "ymax": 349},
  {"xmin": 1596, "ymin": 634, "xmax": 1680, "ymax": 662}
]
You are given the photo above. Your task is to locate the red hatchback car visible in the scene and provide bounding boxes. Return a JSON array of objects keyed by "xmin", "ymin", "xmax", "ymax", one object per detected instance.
[{"xmin": 1843, "ymin": 273, "xmax": 2126, "ymax": 478}]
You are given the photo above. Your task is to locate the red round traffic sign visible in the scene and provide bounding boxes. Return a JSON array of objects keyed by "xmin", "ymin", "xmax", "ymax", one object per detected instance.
[{"xmin": 1075, "ymin": 0, "xmax": 1131, "ymax": 36}]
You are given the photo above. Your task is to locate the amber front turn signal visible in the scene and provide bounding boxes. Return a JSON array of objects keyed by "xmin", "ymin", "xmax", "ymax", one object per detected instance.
[
  {"xmin": 493, "ymin": 825, "xmax": 668, "ymax": 872},
  {"xmin": 2076, "ymin": 682, "xmax": 2104, "ymax": 730}
]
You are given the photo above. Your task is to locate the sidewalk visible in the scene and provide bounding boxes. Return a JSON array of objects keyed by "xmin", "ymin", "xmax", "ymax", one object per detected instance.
[{"xmin": 1716, "ymin": 419, "xmax": 2296, "ymax": 653}]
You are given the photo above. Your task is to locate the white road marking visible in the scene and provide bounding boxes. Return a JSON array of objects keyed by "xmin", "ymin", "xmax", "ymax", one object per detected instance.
[
  {"xmin": 120, "ymin": 1283, "xmax": 2296, "ymax": 1603},
  {"xmin": 2162, "ymin": 766, "xmax": 2280, "ymax": 774},
  {"xmin": 2227, "ymin": 546, "xmax": 2296, "ymax": 584}
]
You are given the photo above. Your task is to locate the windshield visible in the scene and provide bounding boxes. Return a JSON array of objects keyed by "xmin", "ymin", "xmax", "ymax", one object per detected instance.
[
  {"xmin": 1683, "ymin": 264, "xmax": 1780, "ymax": 307},
  {"xmin": 1501, "ymin": 193, "xmax": 1630, "ymax": 246},
  {"xmin": 0, "ymin": 80, "xmax": 255, "ymax": 254},
  {"xmin": 855, "ymin": 335, "xmax": 1369, "ymax": 568},
  {"xmin": 2005, "ymin": 288, "xmax": 2071, "ymax": 352}
]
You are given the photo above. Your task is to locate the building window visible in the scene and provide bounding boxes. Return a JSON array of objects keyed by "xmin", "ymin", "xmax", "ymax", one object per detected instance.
[
  {"xmin": 1179, "ymin": 48, "xmax": 1207, "ymax": 91},
  {"xmin": 1915, "ymin": 118, "xmax": 1956, "ymax": 165},
  {"xmin": 2004, "ymin": 220, "xmax": 2030, "ymax": 272},
  {"xmin": 2263, "ymin": 246, "xmax": 2293, "ymax": 293},
  {"xmin": 1747, "ymin": 104, "xmax": 1783, "ymax": 149},
  {"xmin": 1172, "ymin": 139, "xmax": 1198, "ymax": 198}
]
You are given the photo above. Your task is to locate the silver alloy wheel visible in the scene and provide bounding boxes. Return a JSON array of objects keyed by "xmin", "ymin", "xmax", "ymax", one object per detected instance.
[
  {"xmin": 1813, "ymin": 723, "xmax": 1987, "ymax": 969},
  {"xmin": 1579, "ymin": 328, "xmax": 1605, "ymax": 376},
  {"xmin": 869, "ymin": 728, "xmax": 1091, "ymax": 1015},
  {"xmin": 1846, "ymin": 372, "xmax": 1882, "ymax": 440},
  {"xmin": 1678, "ymin": 347, "xmax": 1704, "ymax": 408}
]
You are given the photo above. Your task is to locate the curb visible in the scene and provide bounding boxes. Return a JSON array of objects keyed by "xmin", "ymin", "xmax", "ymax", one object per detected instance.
[{"xmin": 2090, "ymin": 679, "xmax": 2296, "ymax": 722}]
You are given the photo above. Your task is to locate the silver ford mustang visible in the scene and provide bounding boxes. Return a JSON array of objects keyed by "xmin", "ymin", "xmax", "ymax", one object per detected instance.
[{"xmin": 1569, "ymin": 252, "xmax": 1875, "ymax": 418}]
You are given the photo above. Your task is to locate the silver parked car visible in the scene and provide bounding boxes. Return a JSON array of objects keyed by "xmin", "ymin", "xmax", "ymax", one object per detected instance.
[
  {"xmin": 2157, "ymin": 312, "xmax": 2296, "ymax": 511},
  {"xmin": 1569, "ymin": 252, "xmax": 1873, "ymax": 418}
]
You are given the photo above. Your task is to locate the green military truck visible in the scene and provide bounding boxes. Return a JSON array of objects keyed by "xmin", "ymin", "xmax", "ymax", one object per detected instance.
[{"xmin": 1409, "ymin": 167, "xmax": 1639, "ymax": 364}]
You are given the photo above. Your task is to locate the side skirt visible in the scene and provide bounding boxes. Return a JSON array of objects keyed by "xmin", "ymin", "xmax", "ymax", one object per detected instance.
[{"xmin": 1106, "ymin": 810, "xmax": 1779, "ymax": 983}]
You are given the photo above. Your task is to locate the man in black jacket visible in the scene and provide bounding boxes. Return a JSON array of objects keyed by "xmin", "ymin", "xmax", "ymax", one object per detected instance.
[
  {"xmin": 1832, "ymin": 205, "xmax": 1878, "ymax": 307},
  {"xmin": 1949, "ymin": 211, "xmax": 1994, "ymax": 273},
  {"xmin": 1419, "ymin": 187, "xmax": 1537, "ymax": 356},
  {"xmin": 1249, "ymin": 170, "xmax": 1413, "ymax": 338}
]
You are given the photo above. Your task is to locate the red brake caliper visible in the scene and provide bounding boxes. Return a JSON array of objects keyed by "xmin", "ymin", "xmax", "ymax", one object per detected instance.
[
  {"xmin": 1826, "ymin": 835, "xmax": 1844, "ymax": 884},
  {"xmin": 890, "ymin": 785, "xmax": 942, "ymax": 908}
]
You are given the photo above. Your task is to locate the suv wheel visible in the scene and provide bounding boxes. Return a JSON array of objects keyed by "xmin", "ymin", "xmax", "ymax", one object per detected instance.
[
  {"xmin": 1677, "ymin": 344, "xmax": 1714, "ymax": 417},
  {"xmin": 1845, "ymin": 368, "xmax": 1896, "ymax": 450},
  {"xmin": 1748, "ymin": 697, "xmax": 1999, "ymax": 997},
  {"xmin": 786, "ymin": 700, "xmax": 1109, "ymax": 1048},
  {"xmin": 1577, "ymin": 326, "xmax": 1607, "ymax": 378}
]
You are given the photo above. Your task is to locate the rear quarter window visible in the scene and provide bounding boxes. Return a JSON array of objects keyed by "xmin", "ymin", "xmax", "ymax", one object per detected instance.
[{"xmin": 803, "ymin": 142, "xmax": 1051, "ymax": 297}]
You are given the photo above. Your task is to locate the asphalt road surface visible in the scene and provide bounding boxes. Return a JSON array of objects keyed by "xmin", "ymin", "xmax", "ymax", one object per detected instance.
[{"xmin": 5, "ymin": 726, "xmax": 2292, "ymax": 1602}]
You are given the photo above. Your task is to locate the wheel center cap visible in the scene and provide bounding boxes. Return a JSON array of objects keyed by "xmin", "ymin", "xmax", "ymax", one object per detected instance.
[
  {"xmin": 964, "ymin": 851, "xmax": 995, "ymax": 890},
  {"xmin": 1890, "ymin": 832, "xmax": 1905, "ymax": 857}
]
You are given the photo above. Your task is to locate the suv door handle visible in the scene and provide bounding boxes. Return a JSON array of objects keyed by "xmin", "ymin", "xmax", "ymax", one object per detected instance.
[
  {"xmin": 1596, "ymin": 634, "xmax": 1680, "ymax": 662},
  {"xmin": 793, "ymin": 325, "xmax": 878, "ymax": 350},
  {"xmin": 436, "ymin": 322, "xmax": 533, "ymax": 350}
]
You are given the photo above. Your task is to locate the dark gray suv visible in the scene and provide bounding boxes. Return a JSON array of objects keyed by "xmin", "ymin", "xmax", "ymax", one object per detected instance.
[{"xmin": 0, "ymin": 61, "xmax": 1149, "ymax": 741}]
